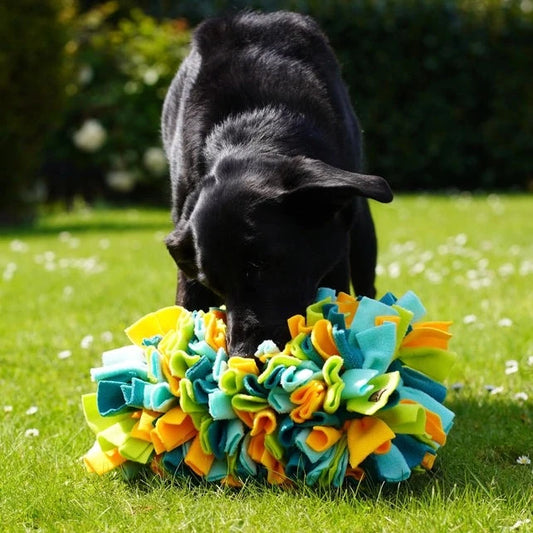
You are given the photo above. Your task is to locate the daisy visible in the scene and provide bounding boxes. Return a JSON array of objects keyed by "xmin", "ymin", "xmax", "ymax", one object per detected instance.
[
  {"xmin": 81, "ymin": 335, "xmax": 94, "ymax": 349},
  {"xmin": 505, "ymin": 360, "xmax": 519, "ymax": 375},
  {"xmin": 463, "ymin": 314, "xmax": 477, "ymax": 325}
]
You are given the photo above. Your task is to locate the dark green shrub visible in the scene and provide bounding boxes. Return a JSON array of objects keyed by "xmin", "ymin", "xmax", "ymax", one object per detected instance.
[
  {"xmin": 0, "ymin": 0, "xmax": 67, "ymax": 223},
  {"xmin": 299, "ymin": 0, "xmax": 533, "ymax": 191}
]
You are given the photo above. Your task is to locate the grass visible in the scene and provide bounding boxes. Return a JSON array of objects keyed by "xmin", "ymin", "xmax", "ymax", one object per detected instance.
[{"xmin": 0, "ymin": 195, "xmax": 532, "ymax": 532}]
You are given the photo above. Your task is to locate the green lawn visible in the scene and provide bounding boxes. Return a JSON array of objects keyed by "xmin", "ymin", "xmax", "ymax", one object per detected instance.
[{"xmin": 1, "ymin": 195, "xmax": 531, "ymax": 532}]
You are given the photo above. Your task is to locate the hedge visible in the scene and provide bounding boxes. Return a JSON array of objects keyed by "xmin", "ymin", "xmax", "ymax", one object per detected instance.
[
  {"xmin": 0, "ymin": 0, "xmax": 67, "ymax": 223},
  {"xmin": 19, "ymin": 0, "xmax": 533, "ymax": 213},
  {"xmin": 155, "ymin": 0, "xmax": 533, "ymax": 191}
]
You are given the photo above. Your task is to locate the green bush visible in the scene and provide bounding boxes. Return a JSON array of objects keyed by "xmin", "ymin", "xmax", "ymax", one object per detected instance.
[
  {"xmin": 301, "ymin": 0, "xmax": 533, "ymax": 191},
  {"xmin": 45, "ymin": 2, "xmax": 190, "ymax": 204},
  {"xmin": 165, "ymin": 0, "xmax": 533, "ymax": 191},
  {"xmin": 0, "ymin": 0, "xmax": 67, "ymax": 223}
]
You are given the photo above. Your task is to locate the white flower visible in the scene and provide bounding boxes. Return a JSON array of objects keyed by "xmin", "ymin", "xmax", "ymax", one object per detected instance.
[
  {"xmin": 3, "ymin": 405, "xmax": 13, "ymax": 413},
  {"xmin": 106, "ymin": 170, "xmax": 136, "ymax": 192},
  {"xmin": 81, "ymin": 335, "xmax": 94, "ymax": 349},
  {"xmin": 485, "ymin": 385, "xmax": 504, "ymax": 395},
  {"xmin": 63, "ymin": 286, "xmax": 74, "ymax": 298},
  {"xmin": 10, "ymin": 239, "xmax": 28, "ymax": 252},
  {"xmin": 388, "ymin": 262, "xmax": 401, "ymax": 279},
  {"xmin": 26, "ymin": 406, "xmax": 38, "ymax": 415},
  {"xmin": 463, "ymin": 314, "xmax": 477, "ymax": 325},
  {"xmin": 25, "ymin": 428, "xmax": 40, "ymax": 438},
  {"xmin": 521, "ymin": 0, "xmax": 533, "ymax": 14},
  {"xmin": 477, "ymin": 258, "xmax": 489, "ymax": 269},
  {"xmin": 528, "ymin": 355, "xmax": 533, "ymax": 366},
  {"xmin": 73, "ymin": 119, "xmax": 107, "ymax": 152},
  {"xmin": 143, "ymin": 68, "xmax": 159, "ymax": 86},
  {"xmin": 516, "ymin": 455, "xmax": 531, "ymax": 466},
  {"xmin": 498, "ymin": 263, "xmax": 515, "ymax": 277},
  {"xmin": 143, "ymin": 147, "xmax": 167, "ymax": 175},
  {"xmin": 58, "ymin": 231, "xmax": 72, "ymax": 243},
  {"xmin": 78, "ymin": 64, "xmax": 93, "ymax": 85},
  {"xmin": 454, "ymin": 233, "xmax": 468, "ymax": 246},
  {"xmin": 505, "ymin": 360, "xmax": 519, "ymax": 375},
  {"xmin": 3, "ymin": 262, "xmax": 17, "ymax": 281},
  {"xmin": 58, "ymin": 350, "xmax": 72, "ymax": 360},
  {"xmin": 101, "ymin": 331, "xmax": 114, "ymax": 343},
  {"xmin": 519, "ymin": 260, "xmax": 533, "ymax": 276},
  {"xmin": 510, "ymin": 519, "xmax": 532, "ymax": 531},
  {"xmin": 514, "ymin": 392, "xmax": 528, "ymax": 402},
  {"xmin": 409, "ymin": 262, "xmax": 425, "ymax": 275},
  {"xmin": 498, "ymin": 318, "xmax": 513, "ymax": 327}
]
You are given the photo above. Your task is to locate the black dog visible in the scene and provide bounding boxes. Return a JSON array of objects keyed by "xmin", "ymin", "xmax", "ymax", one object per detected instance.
[{"xmin": 162, "ymin": 11, "xmax": 392, "ymax": 357}]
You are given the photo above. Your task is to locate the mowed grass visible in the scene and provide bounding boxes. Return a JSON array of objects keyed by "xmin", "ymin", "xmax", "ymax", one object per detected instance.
[{"xmin": 0, "ymin": 195, "xmax": 531, "ymax": 532}]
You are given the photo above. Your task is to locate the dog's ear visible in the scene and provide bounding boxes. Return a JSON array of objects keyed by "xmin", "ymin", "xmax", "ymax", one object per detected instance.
[
  {"xmin": 279, "ymin": 157, "xmax": 393, "ymax": 211},
  {"xmin": 165, "ymin": 222, "xmax": 198, "ymax": 279}
]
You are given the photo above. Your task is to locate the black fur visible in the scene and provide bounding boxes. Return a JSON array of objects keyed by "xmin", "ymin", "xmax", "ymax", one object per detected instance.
[{"xmin": 162, "ymin": 11, "xmax": 392, "ymax": 356}]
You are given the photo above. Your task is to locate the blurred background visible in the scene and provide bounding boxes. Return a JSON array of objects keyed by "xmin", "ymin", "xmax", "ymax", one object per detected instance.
[{"xmin": 1, "ymin": 0, "xmax": 532, "ymax": 225}]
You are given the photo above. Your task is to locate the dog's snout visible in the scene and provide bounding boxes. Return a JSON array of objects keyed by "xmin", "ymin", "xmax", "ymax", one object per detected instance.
[
  {"xmin": 225, "ymin": 310, "xmax": 289, "ymax": 358},
  {"xmin": 227, "ymin": 338, "xmax": 258, "ymax": 358}
]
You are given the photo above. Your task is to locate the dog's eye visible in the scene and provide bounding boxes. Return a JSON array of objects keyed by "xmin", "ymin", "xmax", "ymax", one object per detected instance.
[
  {"xmin": 244, "ymin": 260, "xmax": 269, "ymax": 282},
  {"xmin": 250, "ymin": 260, "xmax": 267, "ymax": 271},
  {"xmin": 176, "ymin": 258, "xmax": 199, "ymax": 280}
]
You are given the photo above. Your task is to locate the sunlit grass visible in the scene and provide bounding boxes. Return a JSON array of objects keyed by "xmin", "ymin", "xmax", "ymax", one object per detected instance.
[{"xmin": 0, "ymin": 196, "xmax": 531, "ymax": 532}]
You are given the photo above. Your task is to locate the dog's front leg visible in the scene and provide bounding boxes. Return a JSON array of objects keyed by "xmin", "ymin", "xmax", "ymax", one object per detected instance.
[
  {"xmin": 320, "ymin": 256, "xmax": 351, "ymax": 296},
  {"xmin": 349, "ymin": 199, "xmax": 378, "ymax": 298}
]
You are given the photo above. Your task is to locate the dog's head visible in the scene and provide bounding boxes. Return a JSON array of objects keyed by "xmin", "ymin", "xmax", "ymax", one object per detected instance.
[{"xmin": 166, "ymin": 155, "xmax": 392, "ymax": 356}]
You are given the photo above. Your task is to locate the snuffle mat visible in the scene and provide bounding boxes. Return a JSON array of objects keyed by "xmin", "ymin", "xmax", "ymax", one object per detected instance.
[{"xmin": 82, "ymin": 288, "xmax": 456, "ymax": 487}]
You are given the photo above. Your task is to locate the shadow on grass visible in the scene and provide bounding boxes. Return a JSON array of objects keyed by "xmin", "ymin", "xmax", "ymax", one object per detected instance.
[
  {"xmin": 442, "ymin": 394, "xmax": 532, "ymax": 473},
  {"xmin": 0, "ymin": 207, "xmax": 172, "ymax": 237}
]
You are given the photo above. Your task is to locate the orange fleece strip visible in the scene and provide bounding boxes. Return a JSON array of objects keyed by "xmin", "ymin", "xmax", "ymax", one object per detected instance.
[
  {"xmin": 306, "ymin": 426, "xmax": 343, "ymax": 452},
  {"xmin": 346, "ymin": 417, "xmax": 395, "ymax": 468},
  {"xmin": 311, "ymin": 319, "xmax": 339, "ymax": 359},
  {"xmin": 289, "ymin": 380, "xmax": 326, "ymax": 423},
  {"xmin": 185, "ymin": 434, "xmax": 215, "ymax": 476},
  {"xmin": 150, "ymin": 406, "xmax": 196, "ymax": 454}
]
